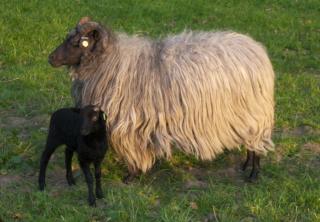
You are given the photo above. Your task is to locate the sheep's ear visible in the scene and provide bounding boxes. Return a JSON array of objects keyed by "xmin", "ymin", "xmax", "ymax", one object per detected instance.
[
  {"xmin": 78, "ymin": 22, "xmax": 104, "ymax": 41},
  {"xmin": 78, "ymin": 16, "xmax": 91, "ymax": 26},
  {"xmin": 88, "ymin": 29, "xmax": 101, "ymax": 41},
  {"xmin": 78, "ymin": 22, "xmax": 111, "ymax": 51}
]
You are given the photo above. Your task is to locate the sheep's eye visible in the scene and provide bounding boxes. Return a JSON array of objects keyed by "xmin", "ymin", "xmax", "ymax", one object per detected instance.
[
  {"xmin": 69, "ymin": 40, "xmax": 79, "ymax": 47},
  {"xmin": 68, "ymin": 35, "xmax": 81, "ymax": 47}
]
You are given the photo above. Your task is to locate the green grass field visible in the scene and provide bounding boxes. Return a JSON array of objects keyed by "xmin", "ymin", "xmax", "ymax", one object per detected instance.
[{"xmin": 0, "ymin": 0, "xmax": 319, "ymax": 221}]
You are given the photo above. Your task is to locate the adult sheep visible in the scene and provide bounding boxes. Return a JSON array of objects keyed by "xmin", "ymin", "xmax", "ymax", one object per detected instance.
[{"xmin": 49, "ymin": 17, "xmax": 275, "ymax": 182}]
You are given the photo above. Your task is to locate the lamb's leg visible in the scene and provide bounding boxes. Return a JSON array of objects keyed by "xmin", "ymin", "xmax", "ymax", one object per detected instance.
[
  {"xmin": 38, "ymin": 135, "xmax": 61, "ymax": 191},
  {"xmin": 248, "ymin": 151, "xmax": 260, "ymax": 182},
  {"xmin": 65, "ymin": 148, "xmax": 76, "ymax": 186},
  {"xmin": 94, "ymin": 161, "xmax": 104, "ymax": 199},
  {"xmin": 242, "ymin": 150, "xmax": 253, "ymax": 171},
  {"xmin": 79, "ymin": 161, "xmax": 96, "ymax": 206}
]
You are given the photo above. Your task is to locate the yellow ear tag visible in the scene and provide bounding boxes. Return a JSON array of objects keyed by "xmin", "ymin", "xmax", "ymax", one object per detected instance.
[
  {"xmin": 103, "ymin": 113, "xmax": 107, "ymax": 121},
  {"xmin": 82, "ymin": 40, "xmax": 89, "ymax": 47}
]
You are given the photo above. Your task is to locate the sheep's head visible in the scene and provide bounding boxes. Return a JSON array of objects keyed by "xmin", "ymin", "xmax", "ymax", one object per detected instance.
[
  {"xmin": 80, "ymin": 105, "xmax": 106, "ymax": 136},
  {"xmin": 48, "ymin": 17, "xmax": 111, "ymax": 67}
]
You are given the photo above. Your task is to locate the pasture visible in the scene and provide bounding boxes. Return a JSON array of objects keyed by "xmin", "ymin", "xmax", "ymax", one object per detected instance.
[{"xmin": 0, "ymin": 0, "xmax": 319, "ymax": 221}]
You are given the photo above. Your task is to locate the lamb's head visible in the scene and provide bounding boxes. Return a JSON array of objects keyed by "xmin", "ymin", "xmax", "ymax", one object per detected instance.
[
  {"xmin": 48, "ymin": 17, "xmax": 111, "ymax": 67},
  {"xmin": 80, "ymin": 105, "xmax": 106, "ymax": 136}
]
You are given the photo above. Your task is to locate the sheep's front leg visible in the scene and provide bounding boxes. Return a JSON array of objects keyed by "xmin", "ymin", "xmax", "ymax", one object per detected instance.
[
  {"xmin": 79, "ymin": 161, "xmax": 95, "ymax": 206},
  {"xmin": 65, "ymin": 148, "xmax": 76, "ymax": 186},
  {"xmin": 94, "ymin": 161, "xmax": 104, "ymax": 199}
]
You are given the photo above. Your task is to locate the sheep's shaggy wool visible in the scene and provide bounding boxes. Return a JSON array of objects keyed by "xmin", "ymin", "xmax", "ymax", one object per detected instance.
[{"xmin": 71, "ymin": 30, "xmax": 275, "ymax": 173}]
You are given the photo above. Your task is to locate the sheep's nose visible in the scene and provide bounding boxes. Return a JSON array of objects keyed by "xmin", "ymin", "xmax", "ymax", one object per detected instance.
[
  {"xmin": 48, "ymin": 54, "xmax": 55, "ymax": 65},
  {"xmin": 48, "ymin": 53, "xmax": 61, "ymax": 67}
]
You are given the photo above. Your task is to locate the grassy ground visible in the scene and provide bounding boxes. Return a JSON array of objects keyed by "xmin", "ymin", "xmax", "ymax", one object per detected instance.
[{"xmin": 0, "ymin": 0, "xmax": 319, "ymax": 221}]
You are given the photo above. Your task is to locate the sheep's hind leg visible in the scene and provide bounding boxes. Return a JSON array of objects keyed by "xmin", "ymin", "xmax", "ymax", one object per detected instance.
[
  {"xmin": 248, "ymin": 151, "xmax": 260, "ymax": 182},
  {"xmin": 122, "ymin": 170, "xmax": 139, "ymax": 184},
  {"xmin": 242, "ymin": 150, "xmax": 253, "ymax": 171},
  {"xmin": 94, "ymin": 161, "xmax": 104, "ymax": 199},
  {"xmin": 65, "ymin": 148, "xmax": 76, "ymax": 186},
  {"xmin": 79, "ymin": 161, "xmax": 96, "ymax": 206}
]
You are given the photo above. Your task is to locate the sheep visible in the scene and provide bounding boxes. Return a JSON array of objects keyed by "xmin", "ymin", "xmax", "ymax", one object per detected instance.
[
  {"xmin": 38, "ymin": 105, "xmax": 108, "ymax": 206},
  {"xmin": 48, "ymin": 17, "xmax": 275, "ymax": 182}
]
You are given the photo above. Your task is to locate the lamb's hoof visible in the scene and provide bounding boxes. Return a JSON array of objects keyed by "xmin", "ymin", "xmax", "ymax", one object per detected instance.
[
  {"xmin": 39, "ymin": 183, "xmax": 45, "ymax": 191},
  {"xmin": 88, "ymin": 198, "xmax": 96, "ymax": 207},
  {"xmin": 96, "ymin": 190, "xmax": 104, "ymax": 199}
]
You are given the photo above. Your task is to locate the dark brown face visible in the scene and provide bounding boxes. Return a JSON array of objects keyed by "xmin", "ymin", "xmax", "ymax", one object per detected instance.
[
  {"xmin": 48, "ymin": 17, "xmax": 106, "ymax": 67},
  {"xmin": 80, "ymin": 105, "xmax": 105, "ymax": 136}
]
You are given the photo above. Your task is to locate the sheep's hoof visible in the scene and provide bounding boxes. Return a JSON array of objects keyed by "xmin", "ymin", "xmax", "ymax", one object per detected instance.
[
  {"xmin": 96, "ymin": 190, "xmax": 104, "ymax": 199},
  {"xmin": 241, "ymin": 163, "xmax": 248, "ymax": 171},
  {"xmin": 122, "ymin": 173, "xmax": 136, "ymax": 184}
]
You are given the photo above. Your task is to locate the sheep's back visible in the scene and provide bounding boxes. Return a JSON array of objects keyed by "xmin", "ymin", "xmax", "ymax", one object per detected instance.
[{"xmin": 157, "ymin": 31, "xmax": 275, "ymax": 158}]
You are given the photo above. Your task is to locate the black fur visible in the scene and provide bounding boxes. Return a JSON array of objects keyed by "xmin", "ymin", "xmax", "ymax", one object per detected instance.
[{"xmin": 38, "ymin": 105, "xmax": 108, "ymax": 206}]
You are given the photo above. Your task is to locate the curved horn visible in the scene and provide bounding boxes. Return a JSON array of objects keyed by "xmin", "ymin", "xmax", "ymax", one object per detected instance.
[
  {"xmin": 78, "ymin": 16, "xmax": 91, "ymax": 26},
  {"xmin": 77, "ymin": 21, "xmax": 101, "ymax": 35}
]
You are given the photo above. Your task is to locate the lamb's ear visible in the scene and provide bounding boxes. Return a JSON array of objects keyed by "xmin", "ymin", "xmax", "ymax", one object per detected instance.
[{"xmin": 71, "ymin": 108, "xmax": 81, "ymax": 113}]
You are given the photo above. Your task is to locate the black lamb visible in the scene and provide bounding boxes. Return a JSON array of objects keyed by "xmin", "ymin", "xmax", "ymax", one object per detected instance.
[{"xmin": 38, "ymin": 105, "xmax": 108, "ymax": 206}]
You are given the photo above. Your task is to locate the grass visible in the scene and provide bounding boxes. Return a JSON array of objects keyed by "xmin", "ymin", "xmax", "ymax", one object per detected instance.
[{"xmin": 0, "ymin": 0, "xmax": 319, "ymax": 221}]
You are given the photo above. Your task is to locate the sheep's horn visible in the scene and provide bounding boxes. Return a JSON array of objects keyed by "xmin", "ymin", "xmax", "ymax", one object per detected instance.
[
  {"xmin": 78, "ymin": 16, "xmax": 91, "ymax": 26},
  {"xmin": 77, "ymin": 21, "xmax": 101, "ymax": 35}
]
